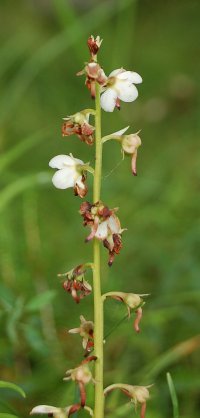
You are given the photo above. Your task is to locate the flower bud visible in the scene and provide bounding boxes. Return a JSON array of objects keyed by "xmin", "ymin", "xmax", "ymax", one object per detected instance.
[
  {"xmin": 130, "ymin": 385, "xmax": 150, "ymax": 404},
  {"xmin": 123, "ymin": 293, "xmax": 142, "ymax": 309},
  {"xmin": 87, "ymin": 35, "xmax": 103, "ymax": 59},
  {"xmin": 122, "ymin": 133, "xmax": 141, "ymax": 155},
  {"xmin": 64, "ymin": 364, "xmax": 93, "ymax": 386}
]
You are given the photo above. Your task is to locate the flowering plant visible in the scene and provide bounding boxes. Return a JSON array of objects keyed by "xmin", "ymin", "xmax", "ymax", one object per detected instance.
[{"xmin": 31, "ymin": 35, "xmax": 152, "ymax": 418}]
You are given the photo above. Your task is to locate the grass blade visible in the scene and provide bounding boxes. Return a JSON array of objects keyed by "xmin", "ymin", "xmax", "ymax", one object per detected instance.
[
  {"xmin": 0, "ymin": 381, "xmax": 25, "ymax": 398},
  {"xmin": 167, "ymin": 372, "xmax": 179, "ymax": 418}
]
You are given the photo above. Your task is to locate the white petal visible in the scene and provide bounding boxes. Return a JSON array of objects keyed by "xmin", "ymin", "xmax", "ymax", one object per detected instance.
[
  {"xmin": 71, "ymin": 155, "xmax": 84, "ymax": 166},
  {"xmin": 95, "ymin": 220, "xmax": 108, "ymax": 240},
  {"xmin": 68, "ymin": 327, "xmax": 80, "ymax": 334},
  {"xmin": 108, "ymin": 215, "xmax": 121, "ymax": 233},
  {"xmin": 117, "ymin": 71, "xmax": 142, "ymax": 84},
  {"xmin": 108, "ymin": 68, "xmax": 124, "ymax": 77},
  {"xmin": 52, "ymin": 168, "xmax": 75, "ymax": 189},
  {"xmin": 100, "ymin": 88, "xmax": 118, "ymax": 112},
  {"xmin": 128, "ymin": 72, "xmax": 142, "ymax": 84},
  {"xmin": 76, "ymin": 175, "xmax": 85, "ymax": 190},
  {"xmin": 49, "ymin": 155, "xmax": 75, "ymax": 169},
  {"xmin": 117, "ymin": 82, "xmax": 138, "ymax": 102},
  {"xmin": 30, "ymin": 405, "xmax": 61, "ymax": 414}
]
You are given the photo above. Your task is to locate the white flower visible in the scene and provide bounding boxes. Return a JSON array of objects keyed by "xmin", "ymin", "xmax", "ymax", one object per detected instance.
[
  {"xmin": 100, "ymin": 68, "xmax": 142, "ymax": 112},
  {"xmin": 49, "ymin": 154, "xmax": 88, "ymax": 197},
  {"xmin": 30, "ymin": 405, "xmax": 68, "ymax": 417},
  {"xmin": 30, "ymin": 404, "xmax": 94, "ymax": 417}
]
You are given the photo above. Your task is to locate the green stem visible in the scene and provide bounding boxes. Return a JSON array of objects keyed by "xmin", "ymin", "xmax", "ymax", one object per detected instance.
[{"xmin": 93, "ymin": 82, "xmax": 104, "ymax": 418}]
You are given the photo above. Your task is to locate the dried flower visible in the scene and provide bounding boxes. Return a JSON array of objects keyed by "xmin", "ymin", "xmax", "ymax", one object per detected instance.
[
  {"xmin": 59, "ymin": 265, "xmax": 92, "ymax": 303},
  {"xmin": 68, "ymin": 315, "xmax": 94, "ymax": 352},
  {"xmin": 87, "ymin": 35, "xmax": 103, "ymax": 60},
  {"xmin": 77, "ymin": 63, "xmax": 107, "ymax": 99},
  {"xmin": 100, "ymin": 68, "xmax": 142, "ymax": 112},
  {"xmin": 80, "ymin": 201, "xmax": 125, "ymax": 265},
  {"xmin": 104, "ymin": 384, "xmax": 151, "ymax": 418},
  {"xmin": 62, "ymin": 110, "xmax": 95, "ymax": 145}
]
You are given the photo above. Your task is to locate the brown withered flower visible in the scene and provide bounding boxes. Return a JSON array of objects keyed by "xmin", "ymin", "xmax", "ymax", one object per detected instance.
[
  {"xmin": 87, "ymin": 35, "xmax": 103, "ymax": 60},
  {"xmin": 62, "ymin": 110, "xmax": 95, "ymax": 145},
  {"xmin": 77, "ymin": 62, "xmax": 107, "ymax": 99},
  {"xmin": 80, "ymin": 201, "xmax": 125, "ymax": 266},
  {"xmin": 58, "ymin": 265, "xmax": 92, "ymax": 303}
]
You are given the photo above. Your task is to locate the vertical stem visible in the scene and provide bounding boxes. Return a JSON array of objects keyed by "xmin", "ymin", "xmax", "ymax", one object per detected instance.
[{"xmin": 93, "ymin": 81, "xmax": 104, "ymax": 418}]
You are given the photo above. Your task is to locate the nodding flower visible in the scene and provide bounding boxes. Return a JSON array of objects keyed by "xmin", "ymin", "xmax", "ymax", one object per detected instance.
[
  {"xmin": 104, "ymin": 383, "xmax": 152, "ymax": 418},
  {"xmin": 102, "ymin": 126, "xmax": 142, "ymax": 176},
  {"xmin": 79, "ymin": 201, "xmax": 126, "ymax": 266},
  {"xmin": 64, "ymin": 357, "xmax": 97, "ymax": 408},
  {"xmin": 62, "ymin": 110, "xmax": 95, "ymax": 145},
  {"xmin": 100, "ymin": 68, "xmax": 142, "ymax": 112},
  {"xmin": 102, "ymin": 292, "xmax": 148, "ymax": 333}
]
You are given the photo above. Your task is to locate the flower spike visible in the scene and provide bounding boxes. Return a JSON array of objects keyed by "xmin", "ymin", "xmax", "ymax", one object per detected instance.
[{"xmin": 104, "ymin": 383, "xmax": 152, "ymax": 418}]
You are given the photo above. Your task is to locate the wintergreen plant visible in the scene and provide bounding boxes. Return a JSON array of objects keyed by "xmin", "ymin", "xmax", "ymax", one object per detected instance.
[{"xmin": 30, "ymin": 36, "xmax": 151, "ymax": 418}]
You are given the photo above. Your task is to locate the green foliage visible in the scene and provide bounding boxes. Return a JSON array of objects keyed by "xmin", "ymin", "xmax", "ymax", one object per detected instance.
[
  {"xmin": 0, "ymin": 414, "xmax": 20, "ymax": 418},
  {"xmin": 0, "ymin": 381, "xmax": 25, "ymax": 398},
  {"xmin": 167, "ymin": 373, "xmax": 179, "ymax": 418},
  {"xmin": 0, "ymin": 0, "xmax": 199, "ymax": 417}
]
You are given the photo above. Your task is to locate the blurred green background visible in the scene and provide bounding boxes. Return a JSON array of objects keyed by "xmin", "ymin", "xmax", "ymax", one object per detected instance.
[{"xmin": 0, "ymin": 0, "xmax": 200, "ymax": 417}]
